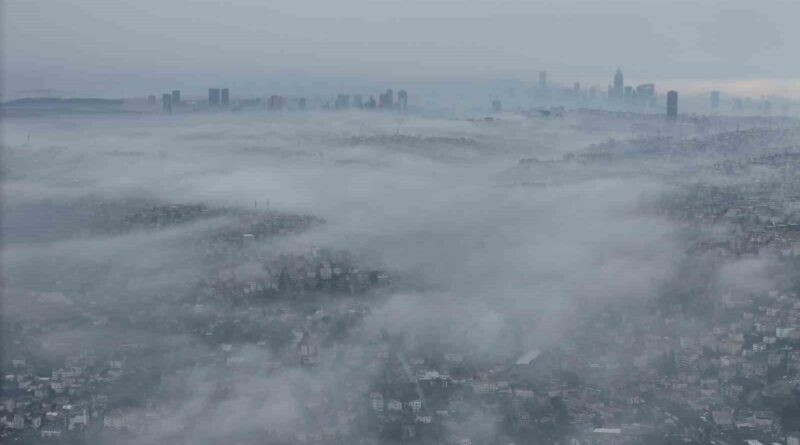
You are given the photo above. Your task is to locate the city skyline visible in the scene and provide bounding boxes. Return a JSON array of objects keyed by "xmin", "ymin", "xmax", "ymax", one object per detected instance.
[
  {"xmin": 4, "ymin": 0, "xmax": 800, "ymax": 99},
  {"xmin": 4, "ymin": 2, "xmax": 800, "ymax": 445}
]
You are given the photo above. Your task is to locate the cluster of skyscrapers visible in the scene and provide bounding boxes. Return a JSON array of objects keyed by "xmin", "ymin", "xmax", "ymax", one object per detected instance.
[
  {"xmin": 605, "ymin": 68, "xmax": 657, "ymax": 108},
  {"xmin": 145, "ymin": 86, "xmax": 413, "ymax": 113},
  {"xmin": 147, "ymin": 90, "xmax": 183, "ymax": 113},
  {"xmin": 145, "ymin": 75, "xmax": 729, "ymax": 118},
  {"xmin": 332, "ymin": 89, "xmax": 407, "ymax": 110},
  {"xmin": 536, "ymin": 67, "xmax": 687, "ymax": 117},
  {"xmin": 147, "ymin": 87, "xmax": 232, "ymax": 113},
  {"xmin": 526, "ymin": 68, "xmax": 715, "ymax": 117},
  {"xmin": 208, "ymin": 88, "xmax": 230, "ymax": 107}
]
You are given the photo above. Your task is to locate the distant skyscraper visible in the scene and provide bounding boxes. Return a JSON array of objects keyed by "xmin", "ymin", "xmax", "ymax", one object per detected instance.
[
  {"xmin": 147, "ymin": 95, "xmax": 157, "ymax": 106},
  {"xmin": 366, "ymin": 96, "xmax": 377, "ymax": 109},
  {"xmin": 398, "ymin": 90, "xmax": 408, "ymax": 110},
  {"xmin": 613, "ymin": 68, "xmax": 624, "ymax": 101},
  {"xmin": 537, "ymin": 71, "xmax": 548, "ymax": 101},
  {"xmin": 378, "ymin": 89, "xmax": 393, "ymax": 109},
  {"xmin": 208, "ymin": 88, "xmax": 221, "ymax": 106},
  {"xmin": 624, "ymin": 86, "xmax": 633, "ymax": 103},
  {"xmin": 492, "ymin": 100, "xmax": 502, "ymax": 112},
  {"xmin": 171, "ymin": 90, "xmax": 181, "ymax": 105},
  {"xmin": 298, "ymin": 98, "xmax": 307, "ymax": 110},
  {"xmin": 710, "ymin": 91, "xmax": 720, "ymax": 110},
  {"xmin": 335, "ymin": 94, "xmax": 350, "ymax": 109},
  {"xmin": 667, "ymin": 90, "xmax": 678, "ymax": 118},
  {"xmin": 636, "ymin": 84, "xmax": 655, "ymax": 106},
  {"xmin": 221, "ymin": 88, "xmax": 230, "ymax": 106},
  {"xmin": 161, "ymin": 93, "xmax": 172, "ymax": 113},
  {"xmin": 353, "ymin": 94, "xmax": 363, "ymax": 109},
  {"xmin": 267, "ymin": 95, "xmax": 286, "ymax": 110},
  {"xmin": 573, "ymin": 82, "xmax": 580, "ymax": 92}
]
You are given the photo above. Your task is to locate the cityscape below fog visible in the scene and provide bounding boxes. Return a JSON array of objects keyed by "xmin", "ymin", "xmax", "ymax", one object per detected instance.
[
  {"xmin": 4, "ymin": 2, "xmax": 800, "ymax": 445},
  {"xmin": 3, "ymin": 68, "xmax": 800, "ymax": 119}
]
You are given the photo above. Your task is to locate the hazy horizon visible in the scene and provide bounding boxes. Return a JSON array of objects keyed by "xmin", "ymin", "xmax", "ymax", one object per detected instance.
[
  {"xmin": 3, "ymin": 0, "xmax": 800, "ymax": 99},
  {"xmin": 4, "ymin": 3, "xmax": 800, "ymax": 445}
]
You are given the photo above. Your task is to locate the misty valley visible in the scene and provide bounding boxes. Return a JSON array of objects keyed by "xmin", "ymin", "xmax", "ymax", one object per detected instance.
[{"xmin": 2, "ymin": 109, "xmax": 800, "ymax": 445}]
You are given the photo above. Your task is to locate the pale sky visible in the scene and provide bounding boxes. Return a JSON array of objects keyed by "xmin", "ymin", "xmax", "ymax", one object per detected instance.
[{"xmin": 2, "ymin": 0, "xmax": 798, "ymax": 98}]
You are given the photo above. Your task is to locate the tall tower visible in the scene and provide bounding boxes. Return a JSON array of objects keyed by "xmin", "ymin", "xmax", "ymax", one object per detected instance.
[
  {"xmin": 335, "ymin": 94, "xmax": 350, "ymax": 109},
  {"xmin": 636, "ymin": 84, "xmax": 655, "ymax": 106},
  {"xmin": 710, "ymin": 91, "xmax": 720, "ymax": 110},
  {"xmin": 208, "ymin": 88, "xmax": 221, "ymax": 106},
  {"xmin": 398, "ymin": 90, "xmax": 408, "ymax": 110},
  {"xmin": 613, "ymin": 68, "xmax": 624, "ymax": 100},
  {"xmin": 221, "ymin": 88, "xmax": 230, "ymax": 106},
  {"xmin": 378, "ymin": 89, "xmax": 393, "ymax": 109},
  {"xmin": 538, "ymin": 71, "xmax": 547, "ymax": 91},
  {"xmin": 161, "ymin": 93, "xmax": 172, "ymax": 114},
  {"xmin": 667, "ymin": 90, "xmax": 678, "ymax": 118},
  {"xmin": 171, "ymin": 90, "xmax": 181, "ymax": 105}
]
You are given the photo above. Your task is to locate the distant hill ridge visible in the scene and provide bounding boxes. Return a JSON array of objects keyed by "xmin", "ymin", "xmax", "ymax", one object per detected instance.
[{"xmin": 1, "ymin": 97, "xmax": 124, "ymax": 107}]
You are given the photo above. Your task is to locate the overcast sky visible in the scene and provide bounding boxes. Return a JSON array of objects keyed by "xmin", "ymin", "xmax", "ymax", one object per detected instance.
[{"xmin": 2, "ymin": 0, "xmax": 799, "ymax": 98}]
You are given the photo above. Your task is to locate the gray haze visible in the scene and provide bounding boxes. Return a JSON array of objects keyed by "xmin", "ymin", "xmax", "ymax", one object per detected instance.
[
  {"xmin": 5, "ymin": 107, "xmax": 800, "ymax": 443},
  {"xmin": 3, "ymin": 0, "xmax": 800, "ymax": 98},
  {"xmin": 3, "ymin": 2, "xmax": 800, "ymax": 444}
]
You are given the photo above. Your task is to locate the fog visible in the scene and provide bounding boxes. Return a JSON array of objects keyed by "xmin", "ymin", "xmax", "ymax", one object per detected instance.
[
  {"xmin": 4, "ymin": 2, "xmax": 800, "ymax": 439},
  {"xmin": 4, "ymin": 0, "xmax": 800, "ymax": 98},
  {"xmin": 0, "ymin": 113, "xmax": 663, "ymax": 439},
  {"xmin": 4, "ymin": 105, "xmax": 798, "ymax": 444}
]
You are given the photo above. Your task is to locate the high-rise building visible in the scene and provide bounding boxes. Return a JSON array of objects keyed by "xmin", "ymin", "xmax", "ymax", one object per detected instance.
[
  {"xmin": 624, "ymin": 86, "xmax": 633, "ymax": 103},
  {"xmin": 208, "ymin": 88, "xmax": 221, "ymax": 106},
  {"xmin": 667, "ymin": 90, "xmax": 678, "ymax": 118},
  {"xmin": 335, "ymin": 94, "xmax": 350, "ymax": 109},
  {"xmin": 573, "ymin": 82, "xmax": 580, "ymax": 92},
  {"xmin": 147, "ymin": 95, "xmax": 157, "ymax": 106},
  {"xmin": 298, "ymin": 98, "xmax": 307, "ymax": 110},
  {"xmin": 398, "ymin": 90, "xmax": 408, "ymax": 110},
  {"xmin": 378, "ymin": 89, "xmax": 393, "ymax": 109},
  {"xmin": 171, "ymin": 90, "xmax": 181, "ymax": 105},
  {"xmin": 221, "ymin": 88, "xmax": 230, "ymax": 106},
  {"xmin": 161, "ymin": 93, "xmax": 172, "ymax": 113},
  {"xmin": 492, "ymin": 100, "xmax": 502, "ymax": 112},
  {"xmin": 710, "ymin": 91, "xmax": 720, "ymax": 110},
  {"xmin": 353, "ymin": 94, "xmax": 363, "ymax": 109},
  {"xmin": 539, "ymin": 71, "xmax": 547, "ymax": 91},
  {"xmin": 267, "ymin": 95, "xmax": 286, "ymax": 110},
  {"xmin": 636, "ymin": 84, "xmax": 655, "ymax": 105},
  {"xmin": 613, "ymin": 68, "xmax": 624, "ymax": 101},
  {"xmin": 366, "ymin": 96, "xmax": 377, "ymax": 109}
]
